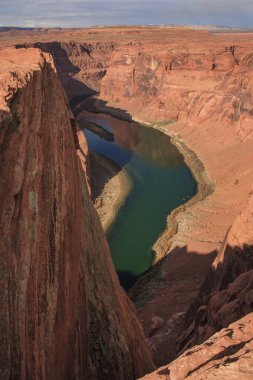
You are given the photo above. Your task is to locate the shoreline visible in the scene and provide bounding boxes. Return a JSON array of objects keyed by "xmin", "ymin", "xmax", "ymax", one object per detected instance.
[
  {"xmin": 145, "ymin": 124, "xmax": 214, "ymax": 262},
  {"xmin": 90, "ymin": 151, "xmax": 133, "ymax": 233}
]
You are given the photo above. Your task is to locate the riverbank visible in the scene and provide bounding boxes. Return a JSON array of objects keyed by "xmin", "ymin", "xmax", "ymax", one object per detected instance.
[
  {"xmin": 90, "ymin": 151, "xmax": 133, "ymax": 232},
  {"xmin": 155, "ymin": 132, "xmax": 214, "ymax": 258},
  {"xmin": 132, "ymin": 120, "xmax": 215, "ymax": 262}
]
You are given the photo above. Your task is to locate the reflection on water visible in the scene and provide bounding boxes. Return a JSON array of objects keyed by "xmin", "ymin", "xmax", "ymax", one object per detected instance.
[
  {"xmin": 81, "ymin": 112, "xmax": 197, "ymax": 290},
  {"xmin": 104, "ymin": 116, "xmax": 141, "ymax": 151},
  {"xmin": 134, "ymin": 126, "xmax": 184, "ymax": 168}
]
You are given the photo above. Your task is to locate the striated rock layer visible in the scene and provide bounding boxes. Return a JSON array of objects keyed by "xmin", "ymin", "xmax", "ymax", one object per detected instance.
[
  {"xmin": 0, "ymin": 47, "xmax": 154, "ymax": 379},
  {"xmin": 178, "ymin": 188, "xmax": 253, "ymax": 352},
  {"xmin": 140, "ymin": 189, "xmax": 253, "ymax": 379},
  {"xmin": 140, "ymin": 312, "xmax": 253, "ymax": 380}
]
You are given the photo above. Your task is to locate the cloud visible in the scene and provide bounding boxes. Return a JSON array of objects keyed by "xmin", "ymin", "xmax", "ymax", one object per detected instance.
[{"xmin": 0, "ymin": 0, "xmax": 252, "ymax": 28}]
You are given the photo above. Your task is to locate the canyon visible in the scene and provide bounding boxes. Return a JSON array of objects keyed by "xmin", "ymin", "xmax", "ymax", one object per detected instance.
[{"xmin": 0, "ymin": 26, "xmax": 253, "ymax": 379}]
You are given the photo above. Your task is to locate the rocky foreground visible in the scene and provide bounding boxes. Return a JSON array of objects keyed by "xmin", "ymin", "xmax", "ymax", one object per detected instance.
[
  {"xmin": 0, "ymin": 47, "xmax": 154, "ymax": 379},
  {"xmin": 1, "ymin": 26, "xmax": 253, "ymax": 378}
]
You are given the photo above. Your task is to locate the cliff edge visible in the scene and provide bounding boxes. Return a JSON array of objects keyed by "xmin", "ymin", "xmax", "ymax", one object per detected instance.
[{"xmin": 0, "ymin": 47, "xmax": 154, "ymax": 380}]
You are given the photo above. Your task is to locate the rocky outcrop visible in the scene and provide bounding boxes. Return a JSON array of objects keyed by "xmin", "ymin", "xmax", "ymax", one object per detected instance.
[
  {"xmin": 140, "ymin": 312, "xmax": 253, "ymax": 380},
  {"xmin": 178, "ymin": 188, "xmax": 253, "ymax": 352},
  {"xmin": 22, "ymin": 41, "xmax": 117, "ymax": 98},
  {"xmin": 0, "ymin": 47, "xmax": 154, "ymax": 379},
  {"xmin": 101, "ymin": 41, "xmax": 253, "ymax": 138}
]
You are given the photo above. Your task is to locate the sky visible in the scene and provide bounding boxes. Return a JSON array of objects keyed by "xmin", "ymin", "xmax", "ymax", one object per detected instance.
[{"xmin": 0, "ymin": 0, "xmax": 253, "ymax": 29}]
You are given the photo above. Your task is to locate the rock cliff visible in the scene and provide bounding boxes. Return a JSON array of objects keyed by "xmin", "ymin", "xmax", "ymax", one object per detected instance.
[
  {"xmin": 140, "ymin": 312, "xmax": 253, "ymax": 380},
  {"xmin": 21, "ymin": 40, "xmax": 117, "ymax": 98},
  {"xmin": 0, "ymin": 47, "xmax": 154, "ymax": 380},
  {"xmin": 138, "ymin": 187, "xmax": 253, "ymax": 379},
  {"xmin": 178, "ymin": 189, "xmax": 253, "ymax": 352}
]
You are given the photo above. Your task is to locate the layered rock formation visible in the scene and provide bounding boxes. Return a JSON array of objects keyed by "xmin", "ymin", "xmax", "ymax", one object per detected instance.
[
  {"xmin": 140, "ymin": 312, "xmax": 253, "ymax": 380},
  {"xmin": 179, "ymin": 188, "xmax": 253, "ymax": 351},
  {"xmin": 25, "ymin": 40, "xmax": 117, "ymax": 98},
  {"xmin": 0, "ymin": 47, "xmax": 154, "ymax": 379}
]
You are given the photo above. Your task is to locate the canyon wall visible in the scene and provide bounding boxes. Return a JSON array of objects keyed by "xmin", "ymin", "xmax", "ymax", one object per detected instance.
[
  {"xmin": 0, "ymin": 47, "xmax": 154, "ymax": 379},
  {"xmin": 28, "ymin": 41, "xmax": 117, "ymax": 98},
  {"xmin": 179, "ymin": 188, "xmax": 253, "ymax": 351},
  {"xmin": 140, "ymin": 191, "xmax": 253, "ymax": 380},
  {"xmin": 140, "ymin": 191, "xmax": 253, "ymax": 379},
  {"xmin": 141, "ymin": 312, "xmax": 253, "ymax": 380},
  {"xmin": 100, "ymin": 38, "xmax": 253, "ymax": 138}
]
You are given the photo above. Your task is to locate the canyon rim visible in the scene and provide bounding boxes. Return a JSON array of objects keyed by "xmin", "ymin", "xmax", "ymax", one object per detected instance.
[{"xmin": 0, "ymin": 21, "xmax": 253, "ymax": 380}]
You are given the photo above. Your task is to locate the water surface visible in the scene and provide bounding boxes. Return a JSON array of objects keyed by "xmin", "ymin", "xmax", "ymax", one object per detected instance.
[{"xmin": 82, "ymin": 113, "xmax": 196, "ymax": 290}]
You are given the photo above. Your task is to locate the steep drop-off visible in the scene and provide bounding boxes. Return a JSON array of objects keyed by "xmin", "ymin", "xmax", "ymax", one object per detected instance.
[
  {"xmin": 0, "ymin": 47, "xmax": 154, "ymax": 379},
  {"xmin": 141, "ymin": 312, "xmax": 253, "ymax": 380},
  {"xmin": 179, "ymin": 188, "xmax": 253, "ymax": 351},
  {"xmin": 27, "ymin": 40, "xmax": 116, "ymax": 98}
]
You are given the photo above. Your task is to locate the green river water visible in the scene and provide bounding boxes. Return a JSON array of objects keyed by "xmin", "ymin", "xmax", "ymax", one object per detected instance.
[{"xmin": 82, "ymin": 113, "xmax": 196, "ymax": 290}]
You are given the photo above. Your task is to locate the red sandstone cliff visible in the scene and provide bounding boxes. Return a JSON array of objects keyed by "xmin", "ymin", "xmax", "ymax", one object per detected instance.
[
  {"xmin": 28, "ymin": 41, "xmax": 116, "ymax": 98},
  {"xmin": 178, "ymin": 188, "xmax": 253, "ymax": 352},
  {"xmin": 140, "ymin": 312, "xmax": 253, "ymax": 380},
  {"xmin": 140, "ymin": 191, "xmax": 253, "ymax": 379},
  {"xmin": 0, "ymin": 47, "xmax": 154, "ymax": 379}
]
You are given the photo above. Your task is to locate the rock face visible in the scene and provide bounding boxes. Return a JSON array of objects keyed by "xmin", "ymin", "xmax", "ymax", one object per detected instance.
[
  {"xmin": 101, "ymin": 39, "xmax": 253, "ymax": 137},
  {"xmin": 29, "ymin": 41, "xmax": 117, "ymax": 98},
  {"xmin": 178, "ymin": 189, "xmax": 253, "ymax": 352},
  {"xmin": 140, "ymin": 312, "xmax": 253, "ymax": 380},
  {"xmin": 0, "ymin": 47, "xmax": 154, "ymax": 379},
  {"xmin": 139, "ymin": 192, "xmax": 253, "ymax": 379}
]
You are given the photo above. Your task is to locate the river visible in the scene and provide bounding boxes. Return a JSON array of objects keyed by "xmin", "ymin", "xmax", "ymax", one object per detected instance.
[{"xmin": 81, "ymin": 112, "xmax": 196, "ymax": 290}]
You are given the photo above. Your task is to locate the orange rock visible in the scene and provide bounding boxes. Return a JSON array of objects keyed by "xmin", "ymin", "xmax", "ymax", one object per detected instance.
[
  {"xmin": 0, "ymin": 47, "xmax": 154, "ymax": 379},
  {"xmin": 140, "ymin": 312, "xmax": 253, "ymax": 380},
  {"xmin": 2, "ymin": 27, "xmax": 253, "ymax": 376}
]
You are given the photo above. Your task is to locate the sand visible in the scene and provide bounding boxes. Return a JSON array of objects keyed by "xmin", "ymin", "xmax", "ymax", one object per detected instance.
[{"xmin": 90, "ymin": 152, "xmax": 133, "ymax": 233}]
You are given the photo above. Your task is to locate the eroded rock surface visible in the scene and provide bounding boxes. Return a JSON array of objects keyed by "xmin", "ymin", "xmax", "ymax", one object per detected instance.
[
  {"xmin": 0, "ymin": 47, "xmax": 154, "ymax": 380},
  {"xmin": 140, "ymin": 313, "xmax": 253, "ymax": 380},
  {"xmin": 179, "ymin": 189, "xmax": 253, "ymax": 352}
]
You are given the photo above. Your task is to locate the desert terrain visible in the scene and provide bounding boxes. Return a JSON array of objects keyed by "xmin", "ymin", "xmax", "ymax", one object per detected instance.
[{"xmin": 0, "ymin": 26, "xmax": 253, "ymax": 379}]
